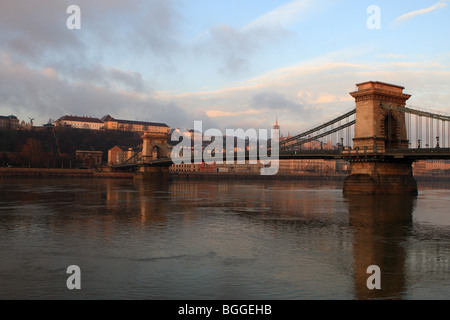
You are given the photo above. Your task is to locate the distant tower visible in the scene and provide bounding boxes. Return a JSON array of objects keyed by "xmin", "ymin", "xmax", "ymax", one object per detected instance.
[{"xmin": 273, "ymin": 117, "xmax": 281, "ymax": 139}]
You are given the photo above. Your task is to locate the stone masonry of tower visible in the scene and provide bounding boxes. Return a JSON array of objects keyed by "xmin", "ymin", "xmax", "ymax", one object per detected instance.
[
  {"xmin": 343, "ymin": 81, "xmax": 417, "ymax": 195},
  {"xmin": 350, "ymin": 81, "xmax": 411, "ymax": 152},
  {"xmin": 142, "ymin": 132, "xmax": 170, "ymax": 160}
]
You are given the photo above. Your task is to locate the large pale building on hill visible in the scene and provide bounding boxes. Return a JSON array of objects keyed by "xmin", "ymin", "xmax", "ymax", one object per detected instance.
[
  {"xmin": 101, "ymin": 115, "xmax": 170, "ymax": 134},
  {"xmin": 53, "ymin": 114, "xmax": 170, "ymax": 134},
  {"xmin": 54, "ymin": 115, "xmax": 104, "ymax": 130}
]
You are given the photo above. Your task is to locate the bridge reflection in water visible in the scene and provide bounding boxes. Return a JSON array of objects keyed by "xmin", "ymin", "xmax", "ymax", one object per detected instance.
[
  {"xmin": 120, "ymin": 179, "xmax": 424, "ymax": 299},
  {"xmin": 346, "ymin": 194, "xmax": 415, "ymax": 299}
]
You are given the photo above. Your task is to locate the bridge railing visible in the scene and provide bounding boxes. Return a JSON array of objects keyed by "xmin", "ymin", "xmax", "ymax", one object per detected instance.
[
  {"xmin": 341, "ymin": 145, "xmax": 384, "ymax": 155},
  {"xmin": 386, "ymin": 148, "xmax": 450, "ymax": 154},
  {"xmin": 381, "ymin": 103, "xmax": 450, "ymax": 149}
]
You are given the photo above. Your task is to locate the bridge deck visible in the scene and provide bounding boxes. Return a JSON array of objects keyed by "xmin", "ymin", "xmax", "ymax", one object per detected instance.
[
  {"xmin": 384, "ymin": 148, "xmax": 450, "ymax": 160},
  {"xmin": 282, "ymin": 148, "xmax": 450, "ymax": 160},
  {"xmin": 113, "ymin": 159, "xmax": 173, "ymax": 169},
  {"xmin": 113, "ymin": 148, "xmax": 450, "ymax": 170}
]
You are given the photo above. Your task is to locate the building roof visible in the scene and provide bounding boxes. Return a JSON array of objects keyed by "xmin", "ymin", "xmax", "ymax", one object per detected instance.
[
  {"xmin": 57, "ymin": 115, "xmax": 104, "ymax": 124},
  {"xmin": 102, "ymin": 115, "xmax": 169, "ymax": 128},
  {"xmin": 118, "ymin": 119, "xmax": 169, "ymax": 127},
  {"xmin": 0, "ymin": 115, "xmax": 18, "ymax": 119},
  {"xmin": 55, "ymin": 114, "xmax": 170, "ymax": 128},
  {"xmin": 101, "ymin": 115, "xmax": 114, "ymax": 122}
]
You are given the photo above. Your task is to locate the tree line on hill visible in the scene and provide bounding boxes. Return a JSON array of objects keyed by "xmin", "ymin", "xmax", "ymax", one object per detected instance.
[{"xmin": 0, "ymin": 127, "xmax": 142, "ymax": 168}]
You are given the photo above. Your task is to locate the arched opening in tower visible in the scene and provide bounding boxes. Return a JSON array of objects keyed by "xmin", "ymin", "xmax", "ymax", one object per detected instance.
[
  {"xmin": 384, "ymin": 113, "xmax": 398, "ymax": 148},
  {"xmin": 152, "ymin": 146, "xmax": 160, "ymax": 160}
]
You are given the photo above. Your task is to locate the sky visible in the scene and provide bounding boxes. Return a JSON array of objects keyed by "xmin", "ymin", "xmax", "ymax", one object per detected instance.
[{"xmin": 0, "ymin": 0, "xmax": 449, "ymax": 136}]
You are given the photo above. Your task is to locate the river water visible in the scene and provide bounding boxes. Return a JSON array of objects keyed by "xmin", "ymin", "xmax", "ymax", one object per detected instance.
[{"xmin": 0, "ymin": 177, "xmax": 449, "ymax": 300}]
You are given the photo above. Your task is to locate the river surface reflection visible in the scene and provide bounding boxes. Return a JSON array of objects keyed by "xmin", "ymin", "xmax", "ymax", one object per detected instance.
[{"xmin": 0, "ymin": 178, "xmax": 449, "ymax": 299}]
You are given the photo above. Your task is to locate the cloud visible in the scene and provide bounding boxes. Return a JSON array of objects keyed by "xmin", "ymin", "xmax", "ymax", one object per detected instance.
[
  {"xmin": 0, "ymin": 0, "xmax": 191, "ymax": 128},
  {"xmin": 192, "ymin": 0, "xmax": 315, "ymax": 76},
  {"xmin": 313, "ymin": 93, "xmax": 352, "ymax": 104},
  {"xmin": 72, "ymin": 65, "xmax": 147, "ymax": 92},
  {"xmin": 80, "ymin": 0, "xmax": 183, "ymax": 57},
  {"xmin": 206, "ymin": 109, "xmax": 262, "ymax": 118},
  {"xmin": 394, "ymin": 1, "xmax": 447, "ymax": 25},
  {"xmin": 0, "ymin": 0, "xmax": 84, "ymax": 65},
  {"xmin": 1, "ymin": 0, "xmax": 449, "ymax": 138},
  {"xmin": 2, "ymin": 46, "xmax": 450, "ymax": 136},
  {"xmin": 251, "ymin": 92, "xmax": 305, "ymax": 111},
  {"xmin": 194, "ymin": 23, "xmax": 288, "ymax": 76},
  {"xmin": 0, "ymin": 52, "xmax": 215, "ymax": 129},
  {"xmin": 0, "ymin": 0, "xmax": 183, "ymax": 77},
  {"xmin": 243, "ymin": 0, "xmax": 313, "ymax": 30},
  {"xmin": 162, "ymin": 50, "xmax": 450, "ymax": 134}
]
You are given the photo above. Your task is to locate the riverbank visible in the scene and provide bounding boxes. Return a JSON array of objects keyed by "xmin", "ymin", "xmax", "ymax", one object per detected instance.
[
  {"xmin": 170, "ymin": 172, "xmax": 347, "ymax": 181},
  {"xmin": 0, "ymin": 168, "xmax": 346, "ymax": 181},
  {"xmin": 0, "ymin": 168, "xmax": 133, "ymax": 179},
  {"xmin": 2, "ymin": 167, "xmax": 450, "ymax": 181}
]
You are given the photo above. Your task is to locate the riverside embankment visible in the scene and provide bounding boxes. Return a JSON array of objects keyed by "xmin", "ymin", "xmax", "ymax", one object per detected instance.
[{"xmin": 0, "ymin": 168, "xmax": 133, "ymax": 179}]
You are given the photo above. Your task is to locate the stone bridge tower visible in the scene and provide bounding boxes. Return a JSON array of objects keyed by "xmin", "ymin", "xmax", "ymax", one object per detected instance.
[
  {"xmin": 134, "ymin": 132, "xmax": 171, "ymax": 179},
  {"xmin": 343, "ymin": 81, "xmax": 418, "ymax": 195},
  {"xmin": 142, "ymin": 132, "xmax": 170, "ymax": 161},
  {"xmin": 350, "ymin": 81, "xmax": 411, "ymax": 152}
]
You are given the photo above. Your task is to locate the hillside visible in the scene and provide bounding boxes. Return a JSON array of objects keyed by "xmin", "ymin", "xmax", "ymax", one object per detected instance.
[{"xmin": 0, "ymin": 127, "xmax": 143, "ymax": 167}]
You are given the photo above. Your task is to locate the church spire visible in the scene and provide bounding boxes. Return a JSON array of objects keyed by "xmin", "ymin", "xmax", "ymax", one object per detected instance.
[{"xmin": 273, "ymin": 117, "xmax": 280, "ymax": 139}]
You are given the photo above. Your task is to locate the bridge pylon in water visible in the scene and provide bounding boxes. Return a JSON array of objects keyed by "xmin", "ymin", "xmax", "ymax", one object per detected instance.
[
  {"xmin": 343, "ymin": 81, "xmax": 418, "ymax": 195},
  {"xmin": 137, "ymin": 132, "xmax": 171, "ymax": 177}
]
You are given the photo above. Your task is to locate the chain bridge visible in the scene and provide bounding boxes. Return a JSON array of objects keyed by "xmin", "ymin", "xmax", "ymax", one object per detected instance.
[{"xmin": 113, "ymin": 81, "xmax": 450, "ymax": 194}]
